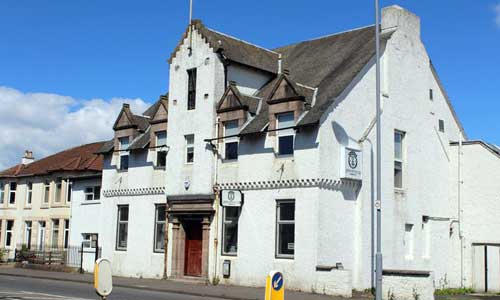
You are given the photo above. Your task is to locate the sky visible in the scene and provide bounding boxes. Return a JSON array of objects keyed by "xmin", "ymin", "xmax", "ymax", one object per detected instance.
[{"xmin": 0, "ymin": 0, "xmax": 499, "ymax": 169}]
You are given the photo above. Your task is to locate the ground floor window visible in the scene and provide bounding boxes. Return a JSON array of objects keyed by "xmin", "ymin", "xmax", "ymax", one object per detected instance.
[
  {"xmin": 24, "ymin": 221, "xmax": 32, "ymax": 248},
  {"xmin": 51, "ymin": 219, "xmax": 60, "ymax": 248},
  {"xmin": 154, "ymin": 204, "xmax": 166, "ymax": 252},
  {"xmin": 63, "ymin": 220, "xmax": 70, "ymax": 249},
  {"xmin": 5, "ymin": 220, "xmax": 14, "ymax": 247},
  {"xmin": 222, "ymin": 206, "xmax": 240, "ymax": 255},
  {"xmin": 37, "ymin": 221, "xmax": 46, "ymax": 250},
  {"xmin": 116, "ymin": 205, "xmax": 129, "ymax": 250},
  {"xmin": 82, "ymin": 233, "xmax": 97, "ymax": 248},
  {"xmin": 276, "ymin": 200, "xmax": 295, "ymax": 258}
]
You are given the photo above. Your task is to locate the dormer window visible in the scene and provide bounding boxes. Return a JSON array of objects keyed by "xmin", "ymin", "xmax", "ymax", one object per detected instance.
[
  {"xmin": 277, "ymin": 112, "xmax": 295, "ymax": 156},
  {"xmin": 224, "ymin": 120, "xmax": 239, "ymax": 161},
  {"xmin": 187, "ymin": 68, "xmax": 197, "ymax": 110},
  {"xmin": 119, "ymin": 137, "xmax": 130, "ymax": 170},
  {"xmin": 155, "ymin": 131, "xmax": 167, "ymax": 167}
]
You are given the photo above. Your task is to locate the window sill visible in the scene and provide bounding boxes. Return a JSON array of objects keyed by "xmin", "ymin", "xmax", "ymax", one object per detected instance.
[
  {"xmin": 153, "ymin": 250, "xmax": 165, "ymax": 254},
  {"xmin": 275, "ymin": 154, "xmax": 295, "ymax": 161},
  {"xmin": 40, "ymin": 205, "xmax": 50, "ymax": 209},
  {"xmin": 221, "ymin": 253, "xmax": 238, "ymax": 257},
  {"xmin": 115, "ymin": 248, "xmax": 127, "ymax": 252},
  {"xmin": 24, "ymin": 206, "xmax": 32, "ymax": 210},
  {"xmin": 275, "ymin": 255, "xmax": 294, "ymax": 260},
  {"xmin": 394, "ymin": 188, "xmax": 406, "ymax": 195},
  {"xmin": 117, "ymin": 169, "xmax": 129, "ymax": 173},
  {"xmin": 154, "ymin": 166, "xmax": 166, "ymax": 170},
  {"xmin": 221, "ymin": 159, "xmax": 238, "ymax": 164},
  {"xmin": 81, "ymin": 201, "xmax": 101, "ymax": 206}
]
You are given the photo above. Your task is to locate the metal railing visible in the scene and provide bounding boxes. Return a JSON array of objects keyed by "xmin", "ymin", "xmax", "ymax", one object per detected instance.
[{"xmin": 14, "ymin": 244, "xmax": 101, "ymax": 269}]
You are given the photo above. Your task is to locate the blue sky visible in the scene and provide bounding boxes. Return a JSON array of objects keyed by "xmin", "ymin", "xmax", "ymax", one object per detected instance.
[{"xmin": 0, "ymin": 0, "xmax": 499, "ymax": 168}]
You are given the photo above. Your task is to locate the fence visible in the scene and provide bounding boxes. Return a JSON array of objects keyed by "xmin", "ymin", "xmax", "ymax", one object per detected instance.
[{"xmin": 14, "ymin": 244, "xmax": 101, "ymax": 270}]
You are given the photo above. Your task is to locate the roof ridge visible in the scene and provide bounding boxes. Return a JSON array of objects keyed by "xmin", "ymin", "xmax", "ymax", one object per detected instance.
[
  {"xmin": 274, "ymin": 24, "xmax": 374, "ymax": 51},
  {"xmin": 205, "ymin": 26, "xmax": 280, "ymax": 55}
]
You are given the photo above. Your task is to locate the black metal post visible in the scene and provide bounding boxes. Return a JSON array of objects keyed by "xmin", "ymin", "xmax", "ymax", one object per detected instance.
[{"xmin": 80, "ymin": 242, "xmax": 84, "ymax": 273}]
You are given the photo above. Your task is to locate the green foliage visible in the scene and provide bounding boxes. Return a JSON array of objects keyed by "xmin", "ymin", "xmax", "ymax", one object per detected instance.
[
  {"xmin": 435, "ymin": 288, "xmax": 474, "ymax": 296},
  {"xmin": 0, "ymin": 248, "xmax": 6, "ymax": 262}
]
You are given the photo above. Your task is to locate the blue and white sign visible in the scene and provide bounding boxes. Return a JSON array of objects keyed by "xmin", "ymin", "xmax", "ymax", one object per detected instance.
[{"xmin": 272, "ymin": 272, "xmax": 283, "ymax": 291}]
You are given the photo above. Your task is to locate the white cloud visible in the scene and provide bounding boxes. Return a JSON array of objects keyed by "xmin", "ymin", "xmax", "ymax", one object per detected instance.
[
  {"xmin": 0, "ymin": 86, "xmax": 151, "ymax": 170},
  {"xmin": 495, "ymin": 3, "xmax": 500, "ymax": 28}
]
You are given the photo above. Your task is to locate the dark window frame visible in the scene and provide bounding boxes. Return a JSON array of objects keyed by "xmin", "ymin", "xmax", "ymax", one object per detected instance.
[
  {"xmin": 221, "ymin": 206, "xmax": 240, "ymax": 256},
  {"xmin": 116, "ymin": 205, "xmax": 129, "ymax": 251},
  {"xmin": 153, "ymin": 204, "xmax": 166, "ymax": 253},
  {"xmin": 275, "ymin": 200, "xmax": 295, "ymax": 259},
  {"xmin": 187, "ymin": 68, "xmax": 197, "ymax": 110}
]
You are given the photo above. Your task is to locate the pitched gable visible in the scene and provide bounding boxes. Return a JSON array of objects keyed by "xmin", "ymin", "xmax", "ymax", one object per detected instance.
[
  {"xmin": 267, "ymin": 74, "xmax": 305, "ymax": 104},
  {"xmin": 113, "ymin": 104, "xmax": 135, "ymax": 130}
]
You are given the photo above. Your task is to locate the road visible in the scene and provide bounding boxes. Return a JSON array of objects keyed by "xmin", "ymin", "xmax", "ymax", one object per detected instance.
[{"xmin": 0, "ymin": 274, "xmax": 224, "ymax": 300}]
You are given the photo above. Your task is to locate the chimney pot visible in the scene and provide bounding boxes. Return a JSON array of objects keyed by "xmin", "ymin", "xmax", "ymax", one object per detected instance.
[
  {"xmin": 22, "ymin": 150, "xmax": 35, "ymax": 165},
  {"xmin": 123, "ymin": 103, "xmax": 130, "ymax": 109}
]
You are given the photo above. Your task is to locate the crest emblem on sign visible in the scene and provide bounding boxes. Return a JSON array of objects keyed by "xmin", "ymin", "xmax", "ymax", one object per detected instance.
[
  {"xmin": 228, "ymin": 191, "xmax": 235, "ymax": 201},
  {"xmin": 348, "ymin": 151, "xmax": 358, "ymax": 169}
]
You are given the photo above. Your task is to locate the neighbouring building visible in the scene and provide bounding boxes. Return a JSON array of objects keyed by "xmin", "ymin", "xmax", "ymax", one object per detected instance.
[
  {"xmin": 0, "ymin": 143, "xmax": 103, "ymax": 261},
  {"xmin": 448, "ymin": 141, "xmax": 500, "ymax": 292}
]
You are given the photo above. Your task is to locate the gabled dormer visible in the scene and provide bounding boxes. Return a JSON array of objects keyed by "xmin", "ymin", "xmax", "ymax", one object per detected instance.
[
  {"xmin": 267, "ymin": 73, "xmax": 313, "ymax": 135},
  {"xmin": 216, "ymin": 82, "xmax": 260, "ymax": 139},
  {"xmin": 145, "ymin": 94, "xmax": 169, "ymax": 150}
]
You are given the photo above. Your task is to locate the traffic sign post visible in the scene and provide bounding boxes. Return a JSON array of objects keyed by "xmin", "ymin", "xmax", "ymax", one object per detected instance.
[
  {"xmin": 265, "ymin": 270, "xmax": 284, "ymax": 300},
  {"xmin": 94, "ymin": 258, "xmax": 113, "ymax": 300}
]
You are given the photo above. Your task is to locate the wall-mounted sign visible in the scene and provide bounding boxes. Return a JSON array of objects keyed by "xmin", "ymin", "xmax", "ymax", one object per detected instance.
[
  {"xmin": 220, "ymin": 190, "xmax": 244, "ymax": 207},
  {"xmin": 341, "ymin": 147, "xmax": 362, "ymax": 180}
]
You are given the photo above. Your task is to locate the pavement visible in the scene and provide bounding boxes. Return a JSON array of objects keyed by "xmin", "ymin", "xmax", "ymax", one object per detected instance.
[{"xmin": 0, "ymin": 265, "xmax": 345, "ymax": 300}]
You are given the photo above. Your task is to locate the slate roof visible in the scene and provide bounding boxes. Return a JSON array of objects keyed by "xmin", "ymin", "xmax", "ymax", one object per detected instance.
[
  {"xmin": 275, "ymin": 26, "xmax": 376, "ymax": 126},
  {"xmin": 143, "ymin": 94, "xmax": 169, "ymax": 118},
  {"xmin": 169, "ymin": 20, "xmax": 280, "ymax": 74},
  {"xmin": 238, "ymin": 26, "xmax": 377, "ymax": 135},
  {"xmin": 0, "ymin": 142, "xmax": 105, "ymax": 178},
  {"xmin": 99, "ymin": 95, "xmax": 169, "ymax": 154}
]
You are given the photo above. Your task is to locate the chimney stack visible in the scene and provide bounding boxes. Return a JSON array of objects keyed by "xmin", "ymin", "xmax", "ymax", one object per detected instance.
[{"xmin": 22, "ymin": 150, "xmax": 35, "ymax": 165}]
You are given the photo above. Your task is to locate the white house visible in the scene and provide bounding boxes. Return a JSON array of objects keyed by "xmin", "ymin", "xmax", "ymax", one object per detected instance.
[{"xmin": 162, "ymin": 5, "xmax": 466, "ymax": 297}]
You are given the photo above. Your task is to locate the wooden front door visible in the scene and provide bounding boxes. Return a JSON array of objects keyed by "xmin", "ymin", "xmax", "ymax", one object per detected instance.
[{"xmin": 184, "ymin": 220, "xmax": 203, "ymax": 277}]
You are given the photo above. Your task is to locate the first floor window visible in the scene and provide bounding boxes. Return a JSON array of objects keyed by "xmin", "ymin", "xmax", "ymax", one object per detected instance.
[
  {"xmin": 5, "ymin": 220, "xmax": 14, "ymax": 247},
  {"xmin": 54, "ymin": 178, "xmax": 62, "ymax": 202},
  {"xmin": 277, "ymin": 112, "xmax": 295, "ymax": 156},
  {"xmin": 0, "ymin": 182, "xmax": 4, "ymax": 204},
  {"xmin": 222, "ymin": 206, "xmax": 240, "ymax": 255},
  {"xmin": 26, "ymin": 182, "xmax": 33, "ymax": 206},
  {"xmin": 116, "ymin": 205, "xmax": 129, "ymax": 250},
  {"xmin": 185, "ymin": 134, "xmax": 194, "ymax": 163},
  {"xmin": 9, "ymin": 182, "xmax": 17, "ymax": 205},
  {"xmin": 118, "ymin": 137, "xmax": 130, "ymax": 170},
  {"xmin": 43, "ymin": 180, "xmax": 50, "ymax": 204},
  {"xmin": 51, "ymin": 219, "xmax": 60, "ymax": 248},
  {"xmin": 66, "ymin": 181, "xmax": 72, "ymax": 202},
  {"xmin": 394, "ymin": 130, "xmax": 405, "ymax": 189},
  {"xmin": 224, "ymin": 120, "xmax": 239, "ymax": 160},
  {"xmin": 276, "ymin": 200, "xmax": 295, "ymax": 258},
  {"xmin": 24, "ymin": 221, "xmax": 32, "ymax": 248},
  {"xmin": 85, "ymin": 186, "xmax": 101, "ymax": 201},
  {"xmin": 154, "ymin": 205, "xmax": 166, "ymax": 252},
  {"xmin": 155, "ymin": 131, "xmax": 167, "ymax": 168},
  {"xmin": 63, "ymin": 220, "xmax": 70, "ymax": 249}
]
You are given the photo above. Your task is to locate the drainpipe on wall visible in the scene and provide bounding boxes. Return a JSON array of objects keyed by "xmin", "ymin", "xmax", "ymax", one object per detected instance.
[
  {"xmin": 458, "ymin": 135, "xmax": 464, "ymax": 287},
  {"xmin": 163, "ymin": 201, "xmax": 169, "ymax": 279},
  {"xmin": 212, "ymin": 116, "xmax": 221, "ymax": 283}
]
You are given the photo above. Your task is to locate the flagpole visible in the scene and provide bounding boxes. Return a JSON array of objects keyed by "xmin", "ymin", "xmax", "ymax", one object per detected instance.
[{"xmin": 374, "ymin": 1, "xmax": 383, "ymax": 300}]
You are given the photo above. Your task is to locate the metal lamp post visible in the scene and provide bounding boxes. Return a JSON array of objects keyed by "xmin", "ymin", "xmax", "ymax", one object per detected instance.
[{"xmin": 374, "ymin": 1, "xmax": 383, "ymax": 300}]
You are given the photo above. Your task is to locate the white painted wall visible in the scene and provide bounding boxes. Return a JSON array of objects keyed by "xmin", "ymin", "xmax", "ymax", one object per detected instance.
[{"xmin": 227, "ymin": 64, "xmax": 273, "ymax": 96}]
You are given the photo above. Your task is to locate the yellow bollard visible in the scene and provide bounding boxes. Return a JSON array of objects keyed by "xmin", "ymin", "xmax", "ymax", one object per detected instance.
[{"xmin": 265, "ymin": 271, "xmax": 284, "ymax": 300}]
